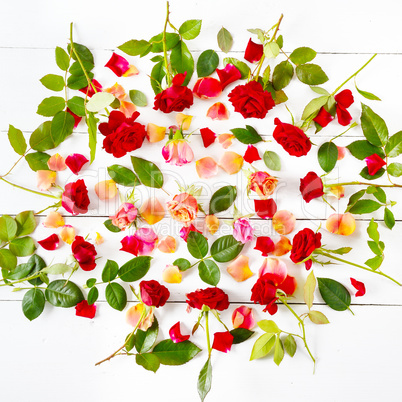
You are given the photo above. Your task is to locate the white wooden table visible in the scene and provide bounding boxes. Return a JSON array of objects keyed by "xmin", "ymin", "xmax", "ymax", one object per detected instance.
[{"xmin": 0, "ymin": 0, "xmax": 401, "ymax": 400}]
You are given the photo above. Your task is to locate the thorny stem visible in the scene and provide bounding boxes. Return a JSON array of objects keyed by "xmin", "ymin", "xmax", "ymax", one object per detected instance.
[
  {"xmin": 0, "ymin": 177, "xmax": 59, "ymax": 199},
  {"xmin": 315, "ymin": 250, "xmax": 402, "ymax": 286},
  {"xmin": 0, "ymin": 148, "xmax": 32, "ymax": 178},
  {"xmin": 163, "ymin": 2, "xmax": 172, "ymax": 86}
]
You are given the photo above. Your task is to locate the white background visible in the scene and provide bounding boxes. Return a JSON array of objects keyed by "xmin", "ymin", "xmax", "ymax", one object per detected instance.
[{"xmin": 0, "ymin": 0, "xmax": 402, "ymax": 401}]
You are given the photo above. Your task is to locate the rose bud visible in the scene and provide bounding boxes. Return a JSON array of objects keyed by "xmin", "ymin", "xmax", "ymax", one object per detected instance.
[
  {"xmin": 62, "ymin": 179, "xmax": 90, "ymax": 215},
  {"xmin": 167, "ymin": 193, "xmax": 198, "ymax": 226},
  {"xmin": 110, "ymin": 203, "xmax": 137, "ymax": 230},
  {"xmin": 233, "ymin": 218, "xmax": 254, "ymax": 244},
  {"xmin": 247, "ymin": 171, "xmax": 278, "ymax": 199}
]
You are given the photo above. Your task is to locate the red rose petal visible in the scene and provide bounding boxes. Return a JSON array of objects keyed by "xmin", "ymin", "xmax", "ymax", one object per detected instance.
[
  {"xmin": 172, "ymin": 72, "xmax": 187, "ymax": 86},
  {"xmin": 105, "ymin": 52, "xmax": 130, "ymax": 77},
  {"xmin": 38, "ymin": 233, "xmax": 59, "ymax": 250},
  {"xmin": 216, "ymin": 64, "xmax": 241, "ymax": 90},
  {"xmin": 334, "ymin": 89, "xmax": 354, "ymax": 108},
  {"xmin": 365, "ymin": 154, "xmax": 386, "ymax": 176},
  {"xmin": 212, "ymin": 331, "xmax": 234, "ymax": 353},
  {"xmin": 200, "ymin": 127, "xmax": 216, "ymax": 148},
  {"xmin": 243, "ymin": 145, "xmax": 261, "ymax": 164},
  {"xmin": 244, "ymin": 38, "xmax": 263, "ymax": 63},
  {"xmin": 169, "ymin": 321, "xmax": 190, "ymax": 343},
  {"xmin": 254, "ymin": 199, "xmax": 277, "ymax": 219},
  {"xmin": 336, "ymin": 105, "xmax": 353, "ymax": 126},
  {"xmin": 350, "ymin": 277, "xmax": 366, "ymax": 297},
  {"xmin": 193, "ymin": 77, "xmax": 222, "ymax": 99},
  {"xmin": 79, "ymin": 79, "xmax": 102, "ymax": 98},
  {"xmin": 65, "ymin": 154, "xmax": 89, "ymax": 175},
  {"xmin": 75, "ymin": 300, "xmax": 96, "ymax": 319},
  {"xmin": 254, "ymin": 237, "xmax": 275, "ymax": 256},
  {"xmin": 120, "ymin": 235, "xmax": 140, "ymax": 256},
  {"xmin": 313, "ymin": 107, "xmax": 333, "ymax": 128},
  {"xmin": 179, "ymin": 224, "xmax": 202, "ymax": 242}
]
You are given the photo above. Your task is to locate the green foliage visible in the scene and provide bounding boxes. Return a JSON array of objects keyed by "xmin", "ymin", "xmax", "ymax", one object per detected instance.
[
  {"xmin": 40, "ymin": 74, "xmax": 65, "ymax": 91},
  {"xmin": 197, "ymin": 358, "xmax": 212, "ymax": 402},
  {"xmin": 230, "ymin": 328, "xmax": 254, "ymax": 344},
  {"xmin": 217, "ymin": 27, "xmax": 233, "ymax": 53},
  {"xmin": 87, "ymin": 287, "xmax": 99, "ymax": 305},
  {"xmin": 55, "ymin": 46, "xmax": 70, "ymax": 71},
  {"xmin": 187, "ymin": 231, "xmax": 208, "ymax": 259},
  {"xmin": 360, "ymin": 103, "xmax": 388, "ymax": 147},
  {"xmin": 179, "ymin": 19, "xmax": 202, "ymax": 40},
  {"xmin": 197, "ymin": 49, "xmax": 219, "ymax": 77},
  {"xmin": 105, "ymin": 282, "xmax": 127, "ymax": 311},
  {"xmin": 118, "ymin": 256, "xmax": 152, "ymax": 282},
  {"xmin": 103, "ymin": 219, "xmax": 121, "ymax": 233},
  {"xmin": 22, "ymin": 288, "xmax": 45, "ymax": 321},
  {"xmin": 173, "ymin": 258, "xmax": 191, "ymax": 271},
  {"xmin": 25, "ymin": 152, "xmax": 51, "ymax": 171},
  {"xmin": 230, "ymin": 125, "xmax": 263, "ymax": 144},
  {"xmin": 198, "ymin": 260, "xmax": 220, "ymax": 286},
  {"xmin": 131, "ymin": 156, "xmax": 164, "ymax": 188},
  {"xmin": 250, "ymin": 332, "xmax": 275, "ymax": 360},
  {"xmin": 135, "ymin": 318, "xmax": 159, "ymax": 353},
  {"xmin": 209, "ymin": 185, "xmax": 237, "ymax": 215},
  {"xmin": 107, "ymin": 165, "xmax": 140, "ymax": 187},
  {"xmin": 272, "ymin": 61, "xmax": 294, "ymax": 90},
  {"xmin": 118, "ymin": 39, "xmax": 152, "ymax": 56},
  {"xmin": 45, "ymin": 280, "xmax": 84, "ymax": 308},
  {"xmin": 8, "ymin": 125, "xmax": 27, "ymax": 155},
  {"xmin": 37, "ymin": 97, "xmax": 65, "ymax": 117},
  {"xmin": 223, "ymin": 58, "xmax": 250, "ymax": 79},
  {"xmin": 318, "ymin": 141, "xmax": 338, "ymax": 173},
  {"xmin": 152, "ymin": 339, "xmax": 201, "ymax": 365},
  {"xmin": 263, "ymin": 151, "xmax": 281, "ymax": 171},
  {"xmin": 129, "ymin": 90, "xmax": 148, "ymax": 107},
  {"xmin": 170, "ymin": 40, "xmax": 194, "ymax": 86},
  {"xmin": 102, "ymin": 260, "xmax": 119, "ymax": 282},
  {"xmin": 296, "ymin": 64, "xmax": 328, "ymax": 85},
  {"xmin": 317, "ymin": 278, "xmax": 351, "ymax": 311},
  {"xmin": 289, "ymin": 47, "xmax": 317, "ymax": 65},
  {"xmin": 210, "ymin": 235, "xmax": 244, "ymax": 262}
]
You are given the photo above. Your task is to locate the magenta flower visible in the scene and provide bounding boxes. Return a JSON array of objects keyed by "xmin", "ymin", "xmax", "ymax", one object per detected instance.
[
  {"xmin": 162, "ymin": 139, "xmax": 194, "ymax": 166},
  {"xmin": 233, "ymin": 218, "xmax": 254, "ymax": 244}
]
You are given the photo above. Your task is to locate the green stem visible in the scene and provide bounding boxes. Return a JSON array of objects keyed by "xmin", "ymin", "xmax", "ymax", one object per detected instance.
[
  {"xmin": 331, "ymin": 54, "xmax": 377, "ymax": 96},
  {"xmin": 329, "ymin": 122, "xmax": 358, "ymax": 142},
  {"xmin": 163, "ymin": 1, "xmax": 172, "ymax": 86},
  {"xmin": 315, "ymin": 250, "xmax": 402, "ymax": 286},
  {"xmin": 0, "ymin": 177, "xmax": 59, "ymax": 199},
  {"xmin": 0, "ymin": 271, "xmax": 42, "ymax": 286},
  {"xmin": 323, "ymin": 181, "xmax": 402, "ymax": 188},
  {"xmin": 0, "ymin": 148, "xmax": 32, "ymax": 178},
  {"xmin": 205, "ymin": 311, "xmax": 212, "ymax": 358},
  {"xmin": 279, "ymin": 296, "xmax": 315, "ymax": 368},
  {"xmin": 35, "ymin": 201, "xmax": 62, "ymax": 215}
]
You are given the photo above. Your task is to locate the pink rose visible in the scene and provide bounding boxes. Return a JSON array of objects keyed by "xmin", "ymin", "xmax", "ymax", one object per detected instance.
[
  {"xmin": 233, "ymin": 218, "xmax": 254, "ymax": 244},
  {"xmin": 110, "ymin": 203, "xmax": 137, "ymax": 230},
  {"xmin": 134, "ymin": 228, "xmax": 158, "ymax": 255}
]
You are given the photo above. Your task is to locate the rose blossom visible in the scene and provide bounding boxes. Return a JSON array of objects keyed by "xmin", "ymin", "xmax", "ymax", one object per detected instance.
[
  {"xmin": 290, "ymin": 228, "xmax": 322, "ymax": 270},
  {"xmin": 273, "ymin": 118, "xmax": 311, "ymax": 157},
  {"xmin": 233, "ymin": 218, "xmax": 254, "ymax": 244},
  {"xmin": 300, "ymin": 172, "xmax": 324, "ymax": 203},
  {"xmin": 162, "ymin": 139, "xmax": 194, "ymax": 166},
  {"xmin": 186, "ymin": 287, "xmax": 229, "ymax": 311},
  {"xmin": 62, "ymin": 179, "xmax": 90, "ymax": 216},
  {"xmin": 98, "ymin": 110, "xmax": 146, "ymax": 158},
  {"xmin": 228, "ymin": 80, "xmax": 275, "ymax": 119},
  {"xmin": 247, "ymin": 171, "xmax": 278, "ymax": 199},
  {"xmin": 71, "ymin": 236, "xmax": 97, "ymax": 271},
  {"xmin": 167, "ymin": 192, "xmax": 198, "ymax": 226},
  {"xmin": 140, "ymin": 280, "xmax": 170, "ymax": 307},
  {"xmin": 110, "ymin": 203, "xmax": 137, "ymax": 230}
]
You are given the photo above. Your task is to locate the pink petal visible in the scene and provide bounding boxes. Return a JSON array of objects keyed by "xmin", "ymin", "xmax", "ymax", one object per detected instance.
[
  {"xmin": 254, "ymin": 237, "xmax": 275, "ymax": 256},
  {"xmin": 169, "ymin": 321, "xmax": 190, "ymax": 343},
  {"xmin": 120, "ymin": 235, "xmax": 140, "ymax": 256},
  {"xmin": 75, "ymin": 300, "xmax": 96, "ymax": 319},
  {"xmin": 119, "ymin": 101, "xmax": 137, "ymax": 118},
  {"xmin": 65, "ymin": 154, "xmax": 89, "ymax": 175},
  {"xmin": 350, "ymin": 277, "xmax": 366, "ymax": 297},
  {"xmin": 212, "ymin": 331, "xmax": 234, "ymax": 353},
  {"xmin": 193, "ymin": 77, "xmax": 222, "ymax": 99},
  {"xmin": 105, "ymin": 83, "xmax": 127, "ymax": 101},
  {"xmin": 95, "ymin": 180, "xmax": 118, "ymax": 200},
  {"xmin": 47, "ymin": 154, "xmax": 67, "ymax": 171},
  {"xmin": 243, "ymin": 145, "xmax": 261, "ymax": 164},
  {"xmin": 216, "ymin": 64, "xmax": 241, "ymax": 90},
  {"xmin": 134, "ymin": 228, "xmax": 158, "ymax": 255},
  {"xmin": 196, "ymin": 157, "xmax": 218, "ymax": 179},
  {"xmin": 200, "ymin": 127, "xmax": 216, "ymax": 148},
  {"xmin": 43, "ymin": 211, "xmax": 65, "ymax": 228},
  {"xmin": 227, "ymin": 255, "xmax": 254, "ymax": 282},
  {"xmin": 158, "ymin": 236, "xmax": 177, "ymax": 253},
  {"xmin": 232, "ymin": 306, "xmax": 256, "ymax": 330},
  {"xmin": 179, "ymin": 224, "xmax": 202, "ymax": 242},
  {"xmin": 207, "ymin": 102, "xmax": 229, "ymax": 120},
  {"xmin": 37, "ymin": 170, "xmax": 56, "ymax": 191},
  {"xmin": 38, "ymin": 233, "xmax": 60, "ymax": 250},
  {"xmin": 105, "ymin": 52, "xmax": 131, "ymax": 77},
  {"xmin": 218, "ymin": 133, "xmax": 235, "ymax": 149},
  {"xmin": 219, "ymin": 151, "xmax": 243, "ymax": 174},
  {"xmin": 258, "ymin": 258, "xmax": 287, "ymax": 285}
]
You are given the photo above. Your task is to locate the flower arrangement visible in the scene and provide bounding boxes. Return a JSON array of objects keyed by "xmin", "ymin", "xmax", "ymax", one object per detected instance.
[{"xmin": 0, "ymin": 2, "xmax": 401, "ymax": 401}]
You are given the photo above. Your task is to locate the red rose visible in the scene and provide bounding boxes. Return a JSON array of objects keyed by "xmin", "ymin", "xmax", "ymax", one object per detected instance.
[
  {"xmin": 72, "ymin": 236, "xmax": 97, "ymax": 271},
  {"xmin": 186, "ymin": 287, "xmax": 229, "ymax": 311},
  {"xmin": 273, "ymin": 118, "xmax": 312, "ymax": 157},
  {"xmin": 290, "ymin": 228, "xmax": 322, "ymax": 267},
  {"xmin": 62, "ymin": 179, "xmax": 90, "ymax": 216},
  {"xmin": 228, "ymin": 81, "xmax": 275, "ymax": 119},
  {"xmin": 98, "ymin": 110, "xmax": 146, "ymax": 158},
  {"xmin": 153, "ymin": 73, "xmax": 194, "ymax": 113},
  {"xmin": 300, "ymin": 172, "xmax": 324, "ymax": 203},
  {"xmin": 140, "ymin": 280, "xmax": 170, "ymax": 307}
]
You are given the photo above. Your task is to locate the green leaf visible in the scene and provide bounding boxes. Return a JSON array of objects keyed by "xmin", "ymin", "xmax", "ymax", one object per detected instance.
[
  {"xmin": 9, "ymin": 237, "xmax": 36, "ymax": 257},
  {"xmin": 125, "ymin": 332, "xmax": 136, "ymax": 352},
  {"xmin": 86, "ymin": 92, "xmax": 114, "ymax": 113},
  {"xmin": 197, "ymin": 358, "xmax": 212, "ymax": 402},
  {"xmin": 230, "ymin": 328, "xmax": 254, "ymax": 344},
  {"xmin": 385, "ymin": 131, "xmax": 402, "ymax": 157},
  {"xmin": 42, "ymin": 263, "xmax": 72, "ymax": 275},
  {"xmin": 136, "ymin": 353, "xmax": 160, "ymax": 373},
  {"xmin": 179, "ymin": 19, "xmax": 202, "ymax": 40},
  {"xmin": 277, "ymin": 35, "xmax": 284, "ymax": 48},
  {"xmin": 345, "ymin": 189, "xmax": 366, "ymax": 213},
  {"xmin": 187, "ymin": 231, "xmax": 208, "ymax": 259},
  {"xmin": 289, "ymin": 47, "xmax": 317, "ymax": 65},
  {"xmin": 149, "ymin": 33, "xmax": 180, "ymax": 53},
  {"xmin": 27, "ymin": 255, "xmax": 46, "ymax": 286},
  {"xmin": 310, "ymin": 86, "xmax": 330, "ymax": 95},
  {"xmin": 37, "ymin": 97, "xmax": 65, "ymax": 117},
  {"xmin": 22, "ymin": 288, "xmax": 45, "ymax": 321},
  {"xmin": 258, "ymin": 320, "xmax": 280, "ymax": 333},
  {"xmin": 0, "ymin": 215, "xmax": 18, "ymax": 241},
  {"xmin": 317, "ymin": 278, "xmax": 351, "ymax": 311},
  {"xmin": 105, "ymin": 282, "xmax": 127, "ymax": 311},
  {"xmin": 209, "ymin": 185, "xmax": 237, "ymax": 215},
  {"xmin": 217, "ymin": 27, "xmax": 233, "ymax": 53},
  {"xmin": 118, "ymin": 256, "xmax": 152, "ymax": 282},
  {"xmin": 384, "ymin": 207, "xmax": 395, "ymax": 230},
  {"xmin": 388, "ymin": 162, "xmax": 402, "ymax": 177},
  {"xmin": 198, "ymin": 260, "xmax": 220, "ymax": 286},
  {"xmin": 296, "ymin": 64, "xmax": 328, "ymax": 85},
  {"xmin": 67, "ymin": 73, "xmax": 93, "ymax": 90},
  {"xmin": 87, "ymin": 286, "xmax": 99, "ymax": 305},
  {"xmin": 263, "ymin": 42, "xmax": 280, "ymax": 59},
  {"xmin": 273, "ymin": 336, "xmax": 284, "ymax": 366},
  {"xmin": 170, "ymin": 40, "xmax": 194, "ymax": 86},
  {"xmin": 118, "ymin": 39, "xmax": 152, "ymax": 56},
  {"xmin": 367, "ymin": 218, "xmax": 380, "ymax": 242},
  {"xmin": 304, "ymin": 270, "xmax": 316, "ymax": 310},
  {"xmin": 348, "ymin": 199, "xmax": 382, "ymax": 214},
  {"xmin": 131, "ymin": 156, "xmax": 164, "ymax": 188},
  {"xmin": 40, "ymin": 74, "xmax": 65, "ymax": 92},
  {"xmin": 15, "ymin": 211, "xmax": 36, "ymax": 237},
  {"xmin": 55, "ymin": 47, "xmax": 70, "ymax": 71},
  {"xmin": 284, "ymin": 334, "xmax": 297, "ymax": 357},
  {"xmin": 153, "ymin": 340, "xmax": 201, "ymax": 365},
  {"xmin": 197, "ymin": 49, "xmax": 219, "ymax": 77},
  {"xmin": 103, "ymin": 219, "xmax": 121, "ymax": 233},
  {"xmin": 272, "ymin": 61, "xmax": 294, "ymax": 90},
  {"xmin": 67, "ymin": 96, "xmax": 86, "ymax": 117},
  {"xmin": 318, "ymin": 141, "xmax": 338, "ymax": 173},
  {"xmin": 68, "ymin": 42, "xmax": 94, "ymax": 64},
  {"xmin": 25, "ymin": 152, "xmax": 51, "ymax": 171},
  {"xmin": 173, "ymin": 258, "xmax": 191, "ymax": 271},
  {"xmin": 7, "ymin": 125, "xmax": 27, "ymax": 155},
  {"xmin": 230, "ymin": 126, "xmax": 262, "ymax": 144},
  {"xmin": 368, "ymin": 241, "xmax": 382, "ymax": 256},
  {"xmin": 102, "ymin": 259, "xmax": 119, "ymax": 282},
  {"xmin": 355, "ymin": 84, "xmax": 381, "ymax": 101},
  {"xmin": 107, "ymin": 165, "xmax": 140, "ymax": 187},
  {"xmin": 367, "ymin": 186, "xmax": 386, "ymax": 203},
  {"xmin": 250, "ymin": 333, "xmax": 275, "ymax": 360},
  {"xmin": 330, "ymin": 247, "xmax": 352, "ymax": 255},
  {"xmin": 69, "ymin": 60, "xmax": 94, "ymax": 76},
  {"xmin": 87, "ymin": 112, "xmax": 98, "ymax": 164},
  {"xmin": 0, "ymin": 249, "xmax": 17, "ymax": 271},
  {"xmin": 135, "ymin": 317, "xmax": 159, "ymax": 353},
  {"xmin": 7, "ymin": 262, "xmax": 34, "ymax": 280},
  {"xmin": 86, "ymin": 278, "xmax": 96, "ymax": 288},
  {"xmin": 301, "ymin": 96, "xmax": 329, "ymax": 120},
  {"xmin": 150, "ymin": 61, "xmax": 166, "ymax": 95},
  {"xmin": 223, "ymin": 58, "xmax": 250, "ymax": 79},
  {"xmin": 210, "ymin": 235, "xmax": 244, "ymax": 263},
  {"xmin": 29, "ymin": 121, "xmax": 55, "ymax": 152},
  {"xmin": 360, "ymin": 103, "xmax": 388, "ymax": 147},
  {"xmin": 45, "ymin": 280, "xmax": 84, "ymax": 308},
  {"xmin": 263, "ymin": 151, "xmax": 281, "ymax": 171},
  {"xmin": 51, "ymin": 111, "xmax": 75, "ymax": 145},
  {"xmin": 129, "ymin": 90, "xmax": 147, "ymax": 107},
  {"xmin": 309, "ymin": 310, "xmax": 330, "ymax": 324},
  {"xmin": 365, "ymin": 255, "xmax": 383, "ymax": 270},
  {"xmin": 360, "ymin": 165, "xmax": 385, "ymax": 180}
]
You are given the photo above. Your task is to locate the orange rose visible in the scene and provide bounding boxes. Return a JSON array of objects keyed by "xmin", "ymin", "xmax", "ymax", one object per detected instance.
[
  {"xmin": 247, "ymin": 171, "xmax": 278, "ymax": 199},
  {"xmin": 167, "ymin": 192, "xmax": 198, "ymax": 225}
]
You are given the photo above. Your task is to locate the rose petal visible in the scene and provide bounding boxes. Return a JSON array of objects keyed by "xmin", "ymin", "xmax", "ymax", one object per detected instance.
[
  {"xmin": 336, "ymin": 105, "xmax": 353, "ymax": 126},
  {"xmin": 67, "ymin": 109, "xmax": 82, "ymax": 128},
  {"xmin": 218, "ymin": 133, "xmax": 234, "ymax": 149},
  {"xmin": 79, "ymin": 79, "xmax": 102, "ymax": 98},
  {"xmin": 176, "ymin": 113, "xmax": 192, "ymax": 130},
  {"xmin": 169, "ymin": 321, "xmax": 190, "ymax": 343},
  {"xmin": 94, "ymin": 232, "xmax": 104, "ymax": 245},
  {"xmin": 47, "ymin": 154, "xmax": 67, "ymax": 171},
  {"xmin": 158, "ymin": 236, "xmax": 177, "ymax": 253},
  {"xmin": 43, "ymin": 211, "xmax": 65, "ymax": 228},
  {"xmin": 313, "ymin": 107, "xmax": 333, "ymax": 128},
  {"xmin": 328, "ymin": 185, "xmax": 345, "ymax": 199},
  {"xmin": 350, "ymin": 277, "xmax": 366, "ymax": 297},
  {"xmin": 75, "ymin": 300, "xmax": 96, "ymax": 319},
  {"xmin": 219, "ymin": 151, "xmax": 244, "ymax": 175},
  {"xmin": 207, "ymin": 102, "xmax": 229, "ymax": 120},
  {"xmin": 180, "ymin": 224, "xmax": 202, "ymax": 242},
  {"xmin": 244, "ymin": 38, "xmax": 263, "ymax": 63},
  {"xmin": 273, "ymin": 236, "xmax": 292, "ymax": 256},
  {"xmin": 335, "ymin": 89, "xmax": 354, "ymax": 108},
  {"xmin": 147, "ymin": 123, "xmax": 166, "ymax": 143},
  {"xmin": 60, "ymin": 225, "xmax": 76, "ymax": 244},
  {"xmin": 193, "ymin": 77, "xmax": 222, "ymax": 99},
  {"xmin": 337, "ymin": 146, "xmax": 347, "ymax": 160},
  {"xmin": 205, "ymin": 214, "xmax": 219, "ymax": 235},
  {"xmin": 172, "ymin": 72, "xmax": 187, "ymax": 86},
  {"xmin": 258, "ymin": 258, "xmax": 287, "ymax": 284},
  {"xmin": 105, "ymin": 52, "xmax": 131, "ymax": 77},
  {"xmin": 65, "ymin": 154, "xmax": 89, "ymax": 175},
  {"xmin": 216, "ymin": 64, "xmax": 241, "ymax": 90},
  {"xmin": 37, "ymin": 170, "xmax": 56, "ymax": 191},
  {"xmin": 38, "ymin": 233, "xmax": 60, "ymax": 250},
  {"xmin": 162, "ymin": 265, "xmax": 182, "ymax": 284},
  {"xmin": 105, "ymin": 83, "xmax": 127, "ymax": 101},
  {"xmin": 200, "ymin": 127, "xmax": 216, "ymax": 148},
  {"xmin": 120, "ymin": 235, "xmax": 140, "ymax": 256},
  {"xmin": 254, "ymin": 199, "xmax": 277, "ymax": 219},
  {"xmin": 254, "ymin": 236, "xmax": 275, "ymax": 256},
  {"xmin": 140, "ymin": 198, "xmax": 165, "ymax": 225},
  {"xmin": 122, "ymin": 64, "xmax": 139, "ymax": 77},
  {"xmin": 365, "ymin": 153, "xmax": 386, "ymax": 176},
  {"xmin": 95, "ymin": 180, "xmax": 118, "ymax": 200},
  {"xmin": 232, "ymin": 306, "xmax": 256, "ymax": 330},
  {"xmin": 119, "ymin": 101, "xmax": 137, "ymax": 118},
  {"xmin": 212, "ymin": 331, "xmax": 234, "ymax": 353},
  {"xmin": 243, "ymin": 145, "xmax": 261, "ymax": 164},
  {"xmin": 227, "ymin": 255, "xmax": 254, "ymax": 282},
  {"xmin": 326, "ymin": 213, "xmax": 356, "ymax": 236},
  {"xmin": 196, "ymin": 157, "xmax": 219, "ymax": 179},
  {"xmin": 134, "ymin": 228, "xmax": 158, "ymax": 255},
  {"xmin": 272, "ymin": 210, "xmax": 296, "ymax": 235},
  {"xmin": 126, "ymin": 304, "xmax": 154, "ymax": 331}
]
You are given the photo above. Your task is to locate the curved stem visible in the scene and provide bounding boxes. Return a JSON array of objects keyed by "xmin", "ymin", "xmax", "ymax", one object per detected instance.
[
  {"xmin": 163, "ymin": 1, "xmax": 172, "ymax": 86},
  {"xmin": 0, "ymin": 148, "xmax": 31, "ymax": 178},
  {"xmin": 0, "ymin": 177, "xmax": 59, "ymax": 199},
  {"xmin": 324, "ymin": 181, "xmax": 401, "ymax": 188},
  {"xmin": 315, "ymin": 250, "xmax": 402, "ymax": 286},
  {"xmin": 35, "ymin": 201, "xmax": 62, "ymax": 215}
]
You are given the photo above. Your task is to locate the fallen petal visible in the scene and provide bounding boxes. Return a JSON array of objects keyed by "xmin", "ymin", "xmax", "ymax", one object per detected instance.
[
  {"xmin": 326, "ymin": 213, "xmax": 356, "ymax": 236},
  {"xmin": 60, "ymin": 225, "xmax": 76, "ymax": 244},
  {"xmin": 207, "ymin": 102, "xmax": 229, "ymax": 120},
  {"xmin": 122, "ymin": 64, "xmax": 139, "ymax": 77},
  {"xmin": 169, "ymin": 321, "xmax": 190, "ymax": 343},
  {"xmin": 273, "ymin": 236, "xmax": 292, "ymax": 256},
  {"xmin": 218, "ymin": 133, "xmax": 235, "ymax": 149},
  {"xmin": 105, "ymin": 52, "xmax": 131, "ymax": 77},
  {"xmin": 176, "ymin": 113, "xmax": 192, "ymax": 130},
  {"xmin": 43, "ymin": 211, "xmax": 65, "ymax": 228},
  {"xmin": 38, "ymin": 233, "xmax": 60, "ymax": 250},
  {"xmin": 119, "ymin": 101, "xmax": 137, "ymax": 118},
  {"xmin": 365, "ymin": 153, "xmax": 386, "ymax": 176},
  {"xmin": 337, "ymin": 146, "xmax": 347, "ymax": 160},
  {"xmin": 200, "ymin": 127, "xmax": 216, "ymax": 148},
  {"xmin": 227, "ymin": 255, "xmax": 254, "ymax": 282},
  {"xmin": 216, "ymin": 64, "xmax": 241, "ymax": 90},
  {"xmin": 350, "ymin": 277, "xmax": 366, "ymax": 297},
  {"xmin": 126, "ymin": 303, "xmax": 154, "ymax": 331},
  {"xmin": 65, "ymin": 154, "xmax": 89, "ymax": 175},
  {"xmin": 140, "ymin": 198, "xmax": 165, "ymax": 225},
  {"xmin": 94, "ymin": 232, "xmax": 104, "ymax": 245},
  {"xmin": 254, "ymin": 199, "xmax": 277, "ymax": 219},
  {"xmin": 254, "ymin": 236, "xmax": 275, "ymax": 256},
  {"xmin": 212, "ymin": 331, "xmax": 234, "ymax": 353},
  {"xmin": 196, "ymin": 157, "xmax": 219, "ymax": 179},
  {"xmin": 158, "ymin": 236, "xmax": 177, "ymax": 253},
  {"xmin": 232, "ymin": 306, "xmax": 256, "ymax": 330},
  {"xmin": 95, "ymin": 180, "xmax": 118, "ymax": 200},
  {"xmin": 75, "ymin": 300, "xmax": 96, "ymax": 319},
  {"xmin": 219, "ymin": 151, "xmax": 244, "ymax": 175},
  {"xmin": 105, "ymin": 83, "xmax": 127, "ymax": 101},
  {"xmin": 193, "ymin": 77, "xmax": 222, "ymax": 99},
  {"xmin": 47, "ymin": 154, "xmax": 67, "ymax": 171},
  {"xmin": 37, "ymin": 170, "xmax": 56, "ymax": 191},
  {"xmin": 272, "ymin": 210, "xmax": 296, "ymax": 235},
  {"xmin": 162, "ymin": 264, "xmax": 182, "ymax": 284},
  {"xmin": 244, "ymin": 38, "xmax": 264, "ymax": 63},
  {"xmin": 147, "ymin": 123, "xmax": 166, "ymax": 143},
  {"xmin": 258, "ymin": 258, "xmax": 287, "ymax": 284},
  {"xmin": 205, "ymin": 214, "xmax": 219, "ymax": 235},
  {"xmin": 243, "ymin": 145, "xmax": 261, "ymax": 164},
  {"xmin": 120, "ymin": 235, "xmax": 140, "ymax": 256}
]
